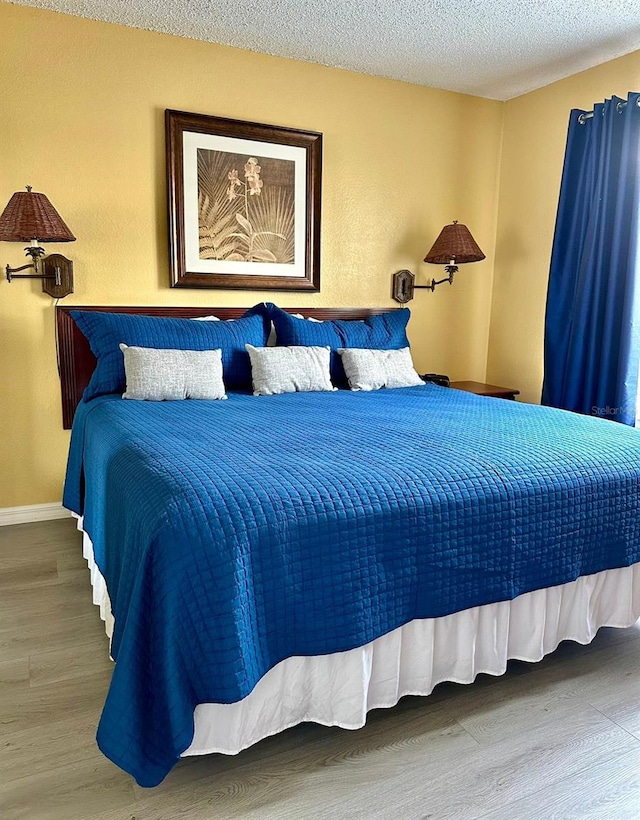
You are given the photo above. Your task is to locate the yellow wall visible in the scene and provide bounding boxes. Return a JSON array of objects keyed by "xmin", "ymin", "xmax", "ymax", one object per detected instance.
[
  {"xmin": 487, "ymin": 50, "xmax": 640, "ymax": 403},
  {"xmin": 0, "ymin": 2, "xmax": 503, "ymax": 507}
]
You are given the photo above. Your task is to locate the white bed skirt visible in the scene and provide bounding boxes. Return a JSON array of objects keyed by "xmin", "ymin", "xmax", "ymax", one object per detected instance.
[{"xmin": 74, "ymin": 516, "xmax": 640, "ymax": 758}]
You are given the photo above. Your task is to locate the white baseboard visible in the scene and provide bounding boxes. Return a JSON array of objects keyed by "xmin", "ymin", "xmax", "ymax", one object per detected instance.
[{"xmin": 0, "ymin": 502, "xmax": 72, "ymax": 527}]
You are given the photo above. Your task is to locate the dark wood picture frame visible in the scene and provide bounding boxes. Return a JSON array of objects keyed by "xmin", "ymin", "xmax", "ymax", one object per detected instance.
[{"xmin": 166, "ymin": 110, "xmax": 322, "ymax": 292}]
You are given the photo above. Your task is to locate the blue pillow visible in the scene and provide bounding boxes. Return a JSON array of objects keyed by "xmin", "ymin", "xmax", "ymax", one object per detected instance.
[
  {"xmin": 72, "ymin": 307, "xmax": 271, "ymax": 400},
  {"xmin": 267, "ymin": 304, "xmax": 411, "ymax": 384}
]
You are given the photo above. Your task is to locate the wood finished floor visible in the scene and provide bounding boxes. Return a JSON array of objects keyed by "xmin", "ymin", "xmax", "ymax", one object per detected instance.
[{"xmin": 1, "ymin": 519, "xmax": 639, "ymax": 820}]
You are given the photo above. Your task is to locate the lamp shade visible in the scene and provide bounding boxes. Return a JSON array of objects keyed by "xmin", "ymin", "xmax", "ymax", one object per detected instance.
[
  {"xmin": 424, "ymin": 221, "xmax": 484, "ymax": 265},
  {"xmin": 0, "ymin": 188, "xmax": 75, "ymax": 243}
]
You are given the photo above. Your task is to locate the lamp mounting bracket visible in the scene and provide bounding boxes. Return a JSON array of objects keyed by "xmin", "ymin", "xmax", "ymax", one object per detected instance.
[
  {"xmin": 392, "ymin": 264, "xmax": 459, "ymax": 302},
  {"xmin": 42, "ymin": 254, "xmax": 74, "ymax": 298},
  {"xmin": 392, "ymin": 269, "xmax": 415, "ymax": 303},
  {"xmin": 5, "ymin": 253, "xmax": 74, "ymax": 298}
]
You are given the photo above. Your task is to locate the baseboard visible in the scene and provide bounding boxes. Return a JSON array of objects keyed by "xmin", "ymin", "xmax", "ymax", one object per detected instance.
[{"xmin": 0, "ymin": 502, "xmax": 72, "ymax": 527}]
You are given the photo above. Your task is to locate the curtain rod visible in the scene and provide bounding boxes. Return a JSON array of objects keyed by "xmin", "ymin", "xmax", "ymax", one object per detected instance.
[{"xmin": 578, "ymin": 97, "xmax": 639, "ymax": 123}]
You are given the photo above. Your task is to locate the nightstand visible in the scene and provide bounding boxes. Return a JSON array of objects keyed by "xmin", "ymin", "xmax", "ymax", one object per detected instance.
[{"xmin": 449, "ymin": 380, "xmax": 520, "ymax": 401}]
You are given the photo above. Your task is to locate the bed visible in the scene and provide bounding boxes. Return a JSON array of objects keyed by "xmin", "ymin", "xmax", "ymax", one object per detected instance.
[{"xmin": 57, "ymin": 305, "xmax": 640, "ymax": 787}]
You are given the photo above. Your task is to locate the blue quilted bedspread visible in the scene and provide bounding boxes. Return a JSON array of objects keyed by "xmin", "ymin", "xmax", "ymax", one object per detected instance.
[{"xmin": 63, "ymin": 385, "xmax": 640, "ymax": 786}]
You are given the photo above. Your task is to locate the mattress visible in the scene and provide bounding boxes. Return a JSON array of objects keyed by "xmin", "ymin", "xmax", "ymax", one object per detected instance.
[{"xmin": 63, "ymin": 385, "xmax": 640, "ymax": 784}]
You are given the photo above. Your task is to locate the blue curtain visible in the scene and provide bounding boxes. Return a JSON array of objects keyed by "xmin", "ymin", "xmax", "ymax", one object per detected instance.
[{"xmin": 542, "ymin": 92, "xmax": 640, "ymax": 425}]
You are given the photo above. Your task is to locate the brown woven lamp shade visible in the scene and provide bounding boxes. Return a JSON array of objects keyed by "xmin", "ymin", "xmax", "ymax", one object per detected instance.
[
  {"xmin": 0, "ymin": 189, "xmax": 75, "ymax": 243},
  {"xmin": 424, "ymin": 221, "xmax": 484, "ymax": 264}
]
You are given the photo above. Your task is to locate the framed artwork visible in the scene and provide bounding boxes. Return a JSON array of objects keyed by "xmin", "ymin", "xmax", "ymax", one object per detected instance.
[{"xmin": 166, "ymin": 109, "xmax": 322, "ymax": 291}]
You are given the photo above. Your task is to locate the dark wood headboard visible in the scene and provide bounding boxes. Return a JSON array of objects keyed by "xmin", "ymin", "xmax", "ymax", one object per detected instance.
[{"xmin": 56, "ymin": 305, "xmax": 399, "ymax": 429}]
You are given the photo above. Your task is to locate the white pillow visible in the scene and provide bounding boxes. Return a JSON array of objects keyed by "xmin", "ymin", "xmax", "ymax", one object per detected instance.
[
  {"xmin": 292, "ymin": 314, "xmax": 323, "ymax": 322},
  {"xmin": 193, "ymin": 312, "xmax": 320, "ymax": 346},
  {"xmin": 120, "ymin": 344, "xmax": 227, "ymax": 401},
  {"xmin": 246, "ymin": 344, "xmax": 336, "ymax": 396},
  {"xmin": 192, "ymin": 313, "xmax": 321, "ymax": 322},
  {"xmin": 337, "ymin": 347, "xmax": 424, "ymax": 391}
]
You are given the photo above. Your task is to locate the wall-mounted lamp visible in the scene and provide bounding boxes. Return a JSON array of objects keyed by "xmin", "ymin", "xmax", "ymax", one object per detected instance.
[
  {"xmin": 0, "ymin": 186, "xmax": 75, "ymax": 298},
  {"xmin": 392, "ymin": 221, "xmax": 485, "ymax": 303}
]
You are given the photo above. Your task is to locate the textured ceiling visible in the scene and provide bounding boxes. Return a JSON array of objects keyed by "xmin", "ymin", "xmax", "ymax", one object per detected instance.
[{"xmin": 9, "ymin": 0, "xmax": 640, "ymax": 99}]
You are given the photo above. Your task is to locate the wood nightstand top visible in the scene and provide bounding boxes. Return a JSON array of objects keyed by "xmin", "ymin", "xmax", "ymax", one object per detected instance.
[{"xmin": 450, "ymin": 381, "xmax": 520, "ymax": 400}]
